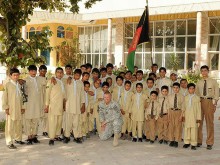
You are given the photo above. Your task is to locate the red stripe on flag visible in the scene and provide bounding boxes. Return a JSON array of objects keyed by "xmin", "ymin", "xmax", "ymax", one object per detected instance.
[{"xmin": 128, "ymin": 26, "xmax": 143, "ymax": 53}]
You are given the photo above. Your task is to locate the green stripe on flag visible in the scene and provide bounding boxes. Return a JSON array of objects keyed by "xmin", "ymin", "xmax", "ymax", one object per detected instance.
[{"xmin": 126, "ymin": 50, "xmax": 136, "ymax": 73}]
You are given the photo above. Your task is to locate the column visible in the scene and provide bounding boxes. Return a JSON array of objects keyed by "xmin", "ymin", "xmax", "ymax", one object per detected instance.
[
  {"xmin": 21, "ymin": 26, "xmax": 27, "ymax": 40},
  {"xmin": 195, "ymin": 11, "xmax": 209, "ymax": 67},
  {"xmin": 107, "ymin": 18, "xmax": 112, "ymax": 63},
  {"xmin": 115, "ymin": 18, "xmax": 124, "ymax": 67}
]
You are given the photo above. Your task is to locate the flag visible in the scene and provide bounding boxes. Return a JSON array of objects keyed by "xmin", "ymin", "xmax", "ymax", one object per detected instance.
[{"xmin": 126, "ymin": 7, "xmax": 150, "ymax": 73}]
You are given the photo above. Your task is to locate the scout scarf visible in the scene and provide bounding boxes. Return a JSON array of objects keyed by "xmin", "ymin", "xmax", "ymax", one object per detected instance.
[
  {"xmin": 55, "ymin": 78, "xmax": 65, "ymax": 93},
  {"xmin": 29, "ymin": 76, "xmax": 38, "ymax": 92},
  {"xmin": 10, "ymin": 80, "xmax": 21, "ymax": 97},
  {"xmin": 188, "ymin": 94, "xmax": 195, "ymax": 108},
  {"xmin": 137, "ymin": 92, "xmax": 142, "ymax": 109}
]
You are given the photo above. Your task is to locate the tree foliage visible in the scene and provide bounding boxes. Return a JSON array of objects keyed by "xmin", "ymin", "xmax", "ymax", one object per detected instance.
[
  {"xmin": 0, "ymin": 0, "xmax": 101, "ymax": 69},
  {"xmin": 55, "ymin": 36, "xmax": 85, "ymax": 68}
]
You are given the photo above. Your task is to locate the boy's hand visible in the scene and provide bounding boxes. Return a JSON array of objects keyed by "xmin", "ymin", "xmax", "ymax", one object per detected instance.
[
  {"xmin": 81, "ymin": 104, "xmax": 85, "ymax": 114},
  {"xmin": 18, "ymin": 79, "xmax": 25, "ymax": 85},
  {"xmin": 5, "ymin": 109, "xmax": 9, "ymax": 115},
  {"xmin": 21, "ymin": 109, "xmax": 25, "ymax": 114},
  {"xmin": 182, "ymin": 117, "xmax": 185, "ymax": 122},
  {"xmin": 88, "ymin": 91, "xmax": 94, "ymax": 96},
  {"xmin": 196, "ymin": 120, "xmax": 201, "ymax": 123},
  {"xmin": 121, "ymin": 109, "xmax": 125, "ymax": 115},
  {"xmin": 51, "ymin": 77, "xmax": 57, "ymax": 85},
  {"xmin": 44, "ymin": 106, "xmax": 49, "ymax": 113},
  {"xmin": 178, "ymin": 117, "xmax": 183, "ymax": 122}
]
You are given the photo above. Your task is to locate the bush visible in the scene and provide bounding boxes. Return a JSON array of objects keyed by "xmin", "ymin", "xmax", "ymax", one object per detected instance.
[
  {"xmin": 182, "ymin": 70, "xmax": 201, "ymax": 84},
  {"xmin": 0, "ymin": 120, "xmax": 6, "ymax": 132}
]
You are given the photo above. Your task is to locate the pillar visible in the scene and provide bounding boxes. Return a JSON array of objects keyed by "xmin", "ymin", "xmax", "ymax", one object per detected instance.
[
  {"xmin": 195, "ymin": 11, "xmax": 209, "ymax": 67},
  {"xmin": 107, "ymin": 18, "xmax": 112, "ymax": 63},
  {"xmin": 21, "ymin": 26, "xmax": 27, "ymax": 40},
  {"xmin": 114, "ymin": 18, "xmax": 124, "ymax": 67}
]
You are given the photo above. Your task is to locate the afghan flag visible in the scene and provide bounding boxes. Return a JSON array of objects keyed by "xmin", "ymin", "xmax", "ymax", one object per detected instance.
[{"xmin": 126, "ymin": 7, "xmax": 150, "ymax": 73}]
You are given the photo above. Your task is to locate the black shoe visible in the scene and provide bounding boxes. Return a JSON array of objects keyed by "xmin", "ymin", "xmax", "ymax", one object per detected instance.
[
  {"xmin": 145, "ymin": 139, "xmax": 150, "ymax": 142},
  {"xmin": 26, "ymin": 139, "xmax": 33, "ymax": 145},
  {"xmin": 150, "ymin": 140, "xmax": 154, "ymax": 144},
  {"xmin": 54, "ymin": 137, "xmax": 63, "ymax": 141},
  {"xmin": 42, "ymin": 132, "xmax": 47, "ymax": 136},
  {"xmin": 169, "ymin": 141, "xmax": 174, "ymax": 147},
  {"xmin": 49, "ymin": 140, "xmax": 54, "ymax": 146},
  {"xmin": 207, "ymin": 145, "xmax": 213, "ymax": 150},
  {"xmin": 74, "ymin": 138, "xmax": 82, "ymax": 144},
  {"xmin": 70, "ymin": 132, "xmax": 74, "ymax": 138},
  {"xmin": 183, "ymin": 144, "xmax": 190, "ymax": 148},
  {"xmin": 159, "ymin": 140, "xmax": 163, "ymax": 144},
  {"xmin": 132, "ymin": 138, "xmax": 137, "ymax": 142},
  {"xmin": 138, "ymin": 138, "xmax": 143, "ymax": 142},
  {"xmin": 32, "ymin": 137, "xmax": 40, "ymax": 143},
  {"xmin": 8, "ymin": 144, "xmax": 17, "ymax": 149},
  {"xmin": 174, "ymin": 141, "xmax": 178, "ymax": 148},
  {"xmin": 15, "ymin": 140, "xmax": 25, "ymax": 145},
  {"xmin": 197, "ymin": 143, "xmax": 202, "ymax": 147},
  {"xmin": 163, "ymin": 140, "xmax": 168, "ymax": 144},
  {"xmin": 86, "ymin": 133, "xmax": 90, "ymax": 138},
  {"xmin": 142, "ymin": 134, "xmax": 146, "ymax": 140},
  {"xmin": 63, "ymin": 137, "xmax": 70, "ymax": 144},
  {"xmin": 191, "ymin": 146, "xmax": 196, "ymax": 150},
  {"xmin": 155, "ymin": 136, "xmax": 158, "ymax": 141}
]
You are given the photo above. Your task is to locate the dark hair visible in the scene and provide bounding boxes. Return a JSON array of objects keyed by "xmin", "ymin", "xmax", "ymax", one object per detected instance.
[
  {"xmin": 100, "ymin": 67, "xmax": 107, "ymax": 72},
  {"xmin": 80, "ymin": 64, "xmax": 87, "ymax": 69},
  {"xmin": 83, "ymin": 81, "xmax": 90, "ymax": 87},
  {"xmin": 92, "ymin": 68, "xmax": 100, "ymax": 74},
  {"xmin": 187, "ymin": 83, "xmax": 196, "ymax": 89},
  {"xmin": 28, "ymin": 65, "xmax": 37, "ymax": 71},
  {"xmin": 65, "ymin": 64, "xmax": 72, "ymax": 69},
  {"xmin": 102, "ymin": 82, "xmax": 109, "ymax": 87},
  {"xmin": 74, "ymin": 69, "xmax": 82, "ymax": 75},
  {"xmin": 124, "ymin": 80, "xmax": 132, "ymax": 86},
  {"xmin": 126, "ymin": 71, "xmax": 132, "ymax": 75},
  {"xmin": 106, "ymin": 63, "xmax": 114, "ymax": 68},
  {"xmin": 136, "ymin": 83, "xmax": 143, "ymax": 88},
  {"xmin": 10, "ymin": 68, "xmax": 20, "ymax": 75},
  {"xmin": 136, "ymin": 70, "xmax": 143, "ymax": 75},
  {"xmin": 134, "ymin": 66, "xmax": 138, "ymax": 69},
  {"xmin": 147, "ymin": 78, "xmax": 154, "ymax": 83},
  {"xmin": 180, "ymin": 79, "xmax": 187, "ymax": 83},
  {"xmin": 173, "ymin": 82, "xmax": 180, "ymax": 88},
  {"xmin": 159, "ymin": 67, "xmax": 166, "ymax": 72},
  {"xmin": 161, "ymin": 85, "xmax": 169, "ymax": 91},
  {"xmin": 200, "ymin": 65, "xmax": 209, "ymax": 71},
  {"xmin": 39, "ymin": 65, "xmax": 47, "ymax": 71},
  {"xmin": 149, "ymin": 72, "xmax": 156, "ymax": 78},
  {"xmin": 55, "ymin": 67, "xmax": 63, "ymax": 72},
  {"xmin": 116, "ymin": 75, "xmax": 124, "ymax": 81},
  {"xmin": 106, "ymin": 77, "xmax": 112, "ymax": 81},
  {"xmin": 86, "ymin": 63, "xmax": 93, "ymax": 69},
  {"xmin": 150, "ymin": 90, "xmax": 158, "ymax": 96},
  {"xmin": 132, "ymin": 74, "xmax": 137, "ymax": 78},
  {"xmin": 82, "ymin": 72, "xmax": 90, "ymax": 77},
  {"xmin": 119, "ymin": 72, "xmax": 125, "ymax": 76},
  {"xmin": 151, "ymin": 63, "xmax": 158, "ymax": 67}
]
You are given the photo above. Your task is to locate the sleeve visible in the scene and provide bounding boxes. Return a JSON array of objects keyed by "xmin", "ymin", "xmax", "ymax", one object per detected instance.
[
  {"xmin": 98, "ymin": 104, "xmax": 105, "ymax": 123},
  {"xmin": 196, "ymin": 98, "xmax": 201, "ymax": 120},
  {"xmin": 80, "ymin": 84, "xmax": 85, "ymax": 104},
  {"xmin": 195, "ymin": 82, "xmax": 200, "ymax": 97},
  {"xmin": 45, "ymin": 82, "xmax": 53, "ymax": 106},
  {"xmin": 182, "ymin": 98, "xmax": 186, "ymax": 117},
  {"xmin": 129, "ymin": 95, "xmax": 134, "ymax": 113},
  {"xmin": 214, "ymin": 80, "xmax": 219, "ymax": 101},
  {"xmin": 2, "ymin": 84, "xmax": 9, "ymax": 110},
  {"xmin": 119, "ymin": 93, "xmax": 123, "ymax": 110},
  {"xmin": 155, "ymin": 103, "xmax": 160, "ymax": 120}
]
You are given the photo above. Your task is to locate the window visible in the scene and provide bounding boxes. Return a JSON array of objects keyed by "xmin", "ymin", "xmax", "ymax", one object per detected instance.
[
  {"xmin": 29, "ymin": 27, "xmax": 35, "ymax": 38},
  {"xmin": 36, "ymin": 26, "xmax": 42, "ymax": 35},
  {"xmin": 66, "ymin": 27, "xmax": 73, "ymax": 39},
  {"xmin": 57, "ymin": 26, "xmax": 65, "ymax": 38}
]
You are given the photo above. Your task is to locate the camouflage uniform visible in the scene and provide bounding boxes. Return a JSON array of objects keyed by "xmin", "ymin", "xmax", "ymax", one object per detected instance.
[{"xmin": 98, "ymin": 101, "xmax": 123, "ymax": 140}]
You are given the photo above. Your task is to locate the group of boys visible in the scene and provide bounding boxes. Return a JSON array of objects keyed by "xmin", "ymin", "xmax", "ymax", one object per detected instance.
[{"xmin": 2, "ymin": 63, "xmax": 219, "ymax": 151}]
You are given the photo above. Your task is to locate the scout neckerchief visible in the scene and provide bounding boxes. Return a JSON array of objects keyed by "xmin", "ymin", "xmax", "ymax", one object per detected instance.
[
  {"xmin": 73, "ymin": 79, "xmax": 77, "ymax": 96},
  {"xmin": 117, "ymin": 85, "xmax": 123, "ymax": 102},
  {"xmin": 124, "ymin": 89, "xmax": 129, "ymax": 105},
  {"xmin": 85, "ymin": 91, "xmax": 88, "ymax": 107},
  {"xmin": 10, "ymin": 80, "xmax": 21, "ymax": 97},
  {"xmin": 92, "ymin": 85, "xmax": 97, "ymax": 101},
  {"xmin": 182, "ymin": 88, "xmax": 187, "ymax": 96},
  {"xmin": 137, "ymin": 92, "xmax": 142, "ymax": 110},
  {"xmin": 188, "ymin": 94, "xmax": 195, "ymax": 108},
  {"xmin": 55, "ymin": 78, "xmax": 65, "ymax": 93},
  {"xmin": 29, "ymin": 76, "xmax": 38, "ymax": 92}
]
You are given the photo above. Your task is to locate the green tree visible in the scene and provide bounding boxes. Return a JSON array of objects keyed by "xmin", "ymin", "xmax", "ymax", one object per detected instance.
[
  {"xmin": 55, "ymin": 36, "xmax": 85, "ymax": 68},
  {"xmin": 0, "ymin": 0, "xmax": 101, "ymax": 70},
  {"xmin": 168, "ymin": 53, "xmax": 181, "ymax": 71}
]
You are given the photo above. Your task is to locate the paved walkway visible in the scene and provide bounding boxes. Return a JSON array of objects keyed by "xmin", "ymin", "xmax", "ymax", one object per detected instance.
[{"xmin": 0, "ymin": 110, "xmax": 220, "ymax": 165}]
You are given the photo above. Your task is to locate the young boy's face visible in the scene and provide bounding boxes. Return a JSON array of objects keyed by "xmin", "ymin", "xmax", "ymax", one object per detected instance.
[
  {"xmin": 124, "ymin": 83, "xmax": 131, "ymax": 91},
  {"xmin": 39, "ymin": 69, "xmax": 47, "ymax": 77},
  {"xmin": 92, "ymin": 72, "xmax": 99, "ymax": 80},
  {"xmin": 29, "ymin": 70, "xmax": 37, "ymax": 77},
  {"xmin": 87, "ymin": 67, "xmax": 92, "ymax": 73},
  {"xmin": 170, "ymin": 74, "xmax": 177, "ymax": 81},
  {"xmin": 107, "ymin": 79, "xmax": 112, "ymax": 86},
  {"xmin": 172, "ymin": 86, "xmax": 180, "ymax": 94},
  {"xmin": 82, "ymin": 74, "xmax": 90, "ymax": 81},
  {"xmin": 201, "ymin": 68, "xmax": 209, "ymax": 77},
  {"xmin": 136, "ymin": 73, "xmax": 143, "ymax": 81},
  {"xmin": 161, "ymin": 89, "xmax": 168, "ymax": 96},
  {"xmin": 147, "ymin": 80, "xmax": 154, "ymax": 88},
  {"xmin": 151, "ymin": 66, "xmax": 158, "ymax": 73},
  {"xmin": 102, "ymin": 85, "xmax": 109, "ymax": 93},
  {"xmin": 65, "ymin": 67, "xmax": 72, "ymax": 75},
  {"xmin": 116, "ymin": 78, "xmax": 123, "ymax": 86},
  {"xmin": 101, "ymin": 71, "xmax": 107, "ymax": 77},
  {"xmin": 180, "ymin": 80, "xmax": 188, "ymax": 89},
  {"xmin": 107, "ymin": 67, "xmax": 113, "ymax": 75},
  {"xmin": 10, "ymin": 73, "xmax": 20, "ymax": 81},
  {"xmin": 188, "ymin": 86, "xmax": 195, "ymax": 94},
  {"xmin": 159, "ymin": 70, "xmax": 166, "ymax": 78},
  {"xmin": 56, "ymin": 70, "xmax": 64, "ymax": 79},
  {"xmin": 74, "ymin": 73, "xmax": 81, "ymax": 80},
  {"xmin": 94, "ymin": 81, "xmax": 100, "ymax": 88},
  {"xmin": 150, "ymin": 93, "xmax": 157, "ymax": 100},
  {"xmin": 125, "ymin": 72, "xmax": 132, "ymax": 80},
  {"xmin": 84, "ymin": 84, "xmax": 90, "ymax": 92},
  {"xmin": 136, "ymin": 85, "xmax": 143, "ymax": 93},
  {"xmin": 81, "ymin": 67, "xmax": 87, "ymax": 73},
  {"xmin": 131, "ymin": 76, "xmax": 137, "ymax": 82}
]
